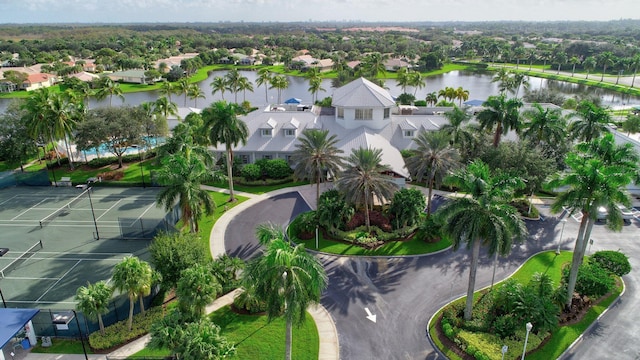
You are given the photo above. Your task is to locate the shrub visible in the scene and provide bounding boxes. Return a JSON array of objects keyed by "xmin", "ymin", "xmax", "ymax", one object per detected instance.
[
  {"xmin": 566, "ymin": 262, "xmax": 615, "ymax": 298},
  {"xmin": 417, "ymin": 216, "xmax": 442, "ymax": 242},
  {"xmin": 492, "ymin": 314, "xmax": 518, "ymax": 338},
  {"xmin": 89, "ymin": 307, "xmax": 163, "ymax": 350},
  {"xmin": 241, "ymin": 163, "xmax": 262, "ymax": 181},
  {"xmin": 414, "ymin": 100, "xmax": 427, "ymax": 106},
  {"xmin": 88, "ymin": 156, "xmax": 117, "ymax": 168},
  {"xmin": 296, "ymin": 211, "xmax": 318, "ymax": 235},
  {"xmin": 263, "ymin": 158, "xmax": 292, "ymax": 179},
  {"xmin": 98, "ymin": 170, "xmax": 124, "ymax": 181},
  {"xmin": 590, "ymin": 250, "xmax": 631, "ymax": 276},
  {"xmin": 388, "ymin": 188, "xmax": 426, "ymax": 229},
  {"xmin": 317, "ymin": 189, "xmax": 352, "ymax": 231},
  {"xmin": 233, "ymin": 286, "xmax": 267, "ymax": 314}
]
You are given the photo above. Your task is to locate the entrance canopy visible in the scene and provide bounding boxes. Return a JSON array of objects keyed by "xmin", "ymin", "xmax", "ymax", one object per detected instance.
[
  {"xmin": 284, "ymin": 97, "xmax": 302, "ymax": 104},
  {"xmin": 0, "ymin": 308, "xmax": 39, "ymax": 348}
]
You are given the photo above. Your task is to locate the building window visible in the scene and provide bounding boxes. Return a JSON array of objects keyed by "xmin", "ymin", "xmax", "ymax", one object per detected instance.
[
  {"xmin": 383, "ymin": 108, "xmax": 390, "ymax": 119},
  {"xmin": 355, "ymin": 108, "xmax": 373, "ymax": 120},
  {"xmin": 261, "ymin": 129, "xmax": 272, "ymax": 136},
  {"xmin": 337, "ymin": 107, "xmax": 344, "ymax": 118},
  {"xmin": 263, "ymin": 155, "xmax": 272, "ymax": 160},
  {"xmin": 403, "ymin": 130, "xmax": 414, "ymax": 138},
  {"xmin": 240, "ymin": 155, "xmax": 249, "ymax": 164},
  {"xmin": 286, "ymin": 155, "xmax": 293, "ymax": 164},
  {"xmin": 284, "ymin": 129, "xmax": 296, "ymax": 137}
]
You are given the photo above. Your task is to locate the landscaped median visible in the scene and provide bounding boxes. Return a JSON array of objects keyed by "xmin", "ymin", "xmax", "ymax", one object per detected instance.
[{"xmin": 427, "ymin": 251, "xmax": 625, "ymax": 360}]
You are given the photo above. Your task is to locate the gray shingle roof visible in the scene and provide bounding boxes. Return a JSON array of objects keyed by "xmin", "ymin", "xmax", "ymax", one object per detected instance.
[{"xmin": 331, "ymin": 77, "xmax": 395, "ymax": 108}]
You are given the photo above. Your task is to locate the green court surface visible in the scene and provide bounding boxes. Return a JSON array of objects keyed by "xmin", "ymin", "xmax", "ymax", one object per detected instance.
[{"xmin": 0, "ymin": 186, "xmax": 174, "ymax": 310}]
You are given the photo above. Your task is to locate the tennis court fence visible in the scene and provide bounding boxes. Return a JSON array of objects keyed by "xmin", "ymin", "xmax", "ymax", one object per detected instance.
[
  {"xmin": 0, "ymin": 240, "xmax": 43, "ymax": 278},
  {"xmin": 0, "ymin": 169, "xmax": 50, "ymax": 189}
]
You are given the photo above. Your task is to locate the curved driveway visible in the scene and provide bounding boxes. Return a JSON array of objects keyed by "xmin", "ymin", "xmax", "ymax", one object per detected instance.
[{"xmin": 219, "ymin": 185, "xmax": 640, "ymax": 360}]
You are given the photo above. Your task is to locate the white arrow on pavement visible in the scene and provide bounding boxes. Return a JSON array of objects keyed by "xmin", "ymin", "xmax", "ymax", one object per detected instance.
[{"xmin": 364, "ymin": 307, "xmax": 377, "ymax": 323}]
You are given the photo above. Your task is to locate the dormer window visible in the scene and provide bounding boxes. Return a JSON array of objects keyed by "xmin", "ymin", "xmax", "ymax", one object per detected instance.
[
  {"xmin": 337, "ymin": 107, "xmax": 344, "ymax": 118},
  {"xmin": 261, "ymin": 129, "xmax": 272, "ymax": 136},
  {"xmin": 403, "ymin": 130, "xmax": 414, "ymax": 138},
  {"xmin": 284, "ymin": 129, "xmax": 296, "ymax": 137},
  {"xmin": 384, "ymin": 108, "xmax": 390, "ymax": 119}
]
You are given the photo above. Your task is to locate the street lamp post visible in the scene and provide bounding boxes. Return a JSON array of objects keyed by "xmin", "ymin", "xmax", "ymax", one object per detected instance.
[
  {"xmin": 556, "ymin": 218, "xmax": 567, "ymax": 255},
  {"xmin": 521, "ymin": 322, "xmax": 533, "ymax": 360},
  {"xmin": 501, "ymin": 345, "xmax": 508, "ymax": 360}
]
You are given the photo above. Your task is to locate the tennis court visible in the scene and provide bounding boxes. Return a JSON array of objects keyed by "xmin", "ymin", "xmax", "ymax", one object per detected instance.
[{"xmin": 0, "ymin": 186, "xmax": 176, "ymax": 310}]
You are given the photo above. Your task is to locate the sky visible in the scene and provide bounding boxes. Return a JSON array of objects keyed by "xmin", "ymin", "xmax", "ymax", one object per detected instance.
[{"xmin": 0, "ymin": 0, "xmax": 639, "ymax": 24}]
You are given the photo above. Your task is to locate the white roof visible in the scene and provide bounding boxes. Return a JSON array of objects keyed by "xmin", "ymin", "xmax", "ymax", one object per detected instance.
[
  {"xmin": 337, "ymin": 129, "xmax": 409, "ymax": 178},
  {"xmin": 331, "ymin": 77, "xmax": 396, "ymax": 108}
]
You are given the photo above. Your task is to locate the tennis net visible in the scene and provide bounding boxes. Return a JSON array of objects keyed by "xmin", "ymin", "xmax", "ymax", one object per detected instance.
[
  {"xmin": 0, "ymin": 240, "xmax": 43, "ymax": 278},
  {"xmin": 39, "ymin": 188, "xmax": 90, "ymax": 228}
]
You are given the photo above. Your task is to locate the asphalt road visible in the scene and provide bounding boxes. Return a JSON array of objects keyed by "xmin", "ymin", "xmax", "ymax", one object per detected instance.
[{"xmin": 224, "ymin": 188, "xmax": 640, "ymax": 360}]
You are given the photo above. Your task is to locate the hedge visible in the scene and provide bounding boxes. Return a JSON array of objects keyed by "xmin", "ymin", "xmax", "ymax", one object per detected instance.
[{"xmin": 88, "ymin": 307, "xmax": 163, "ymax": 350}]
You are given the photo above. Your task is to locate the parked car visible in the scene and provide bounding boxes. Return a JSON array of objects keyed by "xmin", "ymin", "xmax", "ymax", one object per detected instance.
[{"xmin": 596, "ymin": 204, "xmax": 635, "ymax": 223}]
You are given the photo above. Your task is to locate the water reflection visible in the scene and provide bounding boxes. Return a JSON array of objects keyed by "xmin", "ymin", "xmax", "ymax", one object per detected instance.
[{"xmin": 1, "ymin": 70, "xmax": 638, "ymax": 113}]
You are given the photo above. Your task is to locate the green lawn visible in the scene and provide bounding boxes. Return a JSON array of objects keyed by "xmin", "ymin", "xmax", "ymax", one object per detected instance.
[
  {"xmin": 197, "ymin": 191, "xmax": 248, "ymax": 258},
  {"xmin": 31, "ymin": 338, "xmax": 93, "ymax": 354},
  {"xmin": 130, "ymin": 306, "xmax": 319, "ymax": 360},
  {"xmin": 293, "ymin": 228, "xmax": 452, "ymax": 256},
  {"xmin": 429, "ymin": 250, "xmax": 624, "ymax": 360}
]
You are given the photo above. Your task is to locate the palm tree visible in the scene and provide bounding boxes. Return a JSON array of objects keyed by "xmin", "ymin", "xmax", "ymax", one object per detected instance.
[
  {"xmin": 554, "ymin": 51, "xmax": 567, "ymax": 74},
  {"xmin": 291, "ymin": 129, "xmax": 345, "ymax": 204},
  {"xmin": 492, "ymin": 68, "xmax": 511, "ymax": 95},
  {"xmin": 153, "ymin": 96, "xmax": 178, "ymax": 122},
  {"xmin": 210, "ymin": 76, "xmax": 229, "ymax": 100},
  {"xmin": 425, "ymin": 92, "xmax": 438, "ymax": 106},
  {"xmin": 202, "ymin": 101, "xmax": 249, "ymax": 202},
  {"xmin": 243, "ymin": 227, "xmax": 327, "ymax": 360},
  {"xmin": 598, "ymin": 51, "xmax": 615, "ymax": 82},
  {"xmin": 237, "ymin": 76, "xmax": 254, "ymax": 103},
  {"xmin": 405, "ymin": 131, "xmax": 460, "ymax": 215},
  {"xmin": 361, "ymin": 52, "xmax": 387, "ymax": 78},
  {"xmin": 176, "ymin": 264, "xmax": 222, "ymax": 320},
  {"xmin": 521, "ymin": 103, "xmax": 568, "ymax": 146},
  {"xmin": 270, "ymin": 75, "xmax": 289, "ymax": 104},
  {"xmin": 256, "ymin": 68, "xmax": 272, "ymax": 104},
  {"xmin": 187, "ymin": 84, "xmax": 205, "ymax": 107},
  {"xmin": 112, "ymin": 256, "xmax": 154, "ymax": 331},
  {"xmin": 225, "ymin": 68, "xmax": 243, "ymax": 103},
  {"xmin": 630, "ymin": 54, "xmax": 640, "ymax": 88},
  {"xmin": 156, "ymin": 145, "xmax": 221, "ymax": 233},
  {"xmin": 48, "ymin": 92, "xmax": 80, "ymax": 169},
  {"xmin": 569, "ymin": 100, "xmax": 612, "ymax": 142},
  {"xmin": 336, "ymin": 147, "xmax": 399, "ymax": 232},
  {"xmin": 94, "ymin": 77, "xmax": 124, "ymax": 106},
  {"xmin": 176, "ymin": 78, "xmax": 190, "ymax": 107},
  {"xmin": 583, "ymin": 56, "xmax": 597, "ymax": 80},
  {"xmin": 477, "ymin": 95, "xmax": 523, "ymax": 147},
  {"xmin": 569, "ymin": 56, "xmax": 581, "ymax": 77},
  {"xmin": 159, "ymin": 80, "xmax": 176, "ymax": 103},
  {"xmin": 454, "ymin": 86, "xmax": 470, "ymax": 106},
  {"xmin": 308, "ymin": 77, "xmax": 325, "ymax": 104},
  {"xmin": 436, "ymin": 160, "xmax": 528, "ymax": 320},
  {"xmin": 408, "ymin": 71, "xmax": 425, "ymax": 97},
  {"xmin": 548, "ymin": 135, "xmax": 638, "ymax": 306},
  {"xmin": 75, "ymin": 281, "xmax": 112, "ymax": 335},
  {"xmin": 441, "ymin": 106, "xmax": 475, "ymax": 150},
  {"xmin": 396, "ymin": 67, "xmax": 411, "ymax": 94}
]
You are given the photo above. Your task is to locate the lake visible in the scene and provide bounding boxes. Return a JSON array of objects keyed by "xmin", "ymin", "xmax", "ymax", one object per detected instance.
[{"xmin": 1, "ymin": 70, "xmax": 637, "ymax": 114}]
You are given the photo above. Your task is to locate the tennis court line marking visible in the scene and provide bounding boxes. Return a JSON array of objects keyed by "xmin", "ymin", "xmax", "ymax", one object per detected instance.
[
  {"xmin": 135, "ymin": 202, "xmax": 157, "ymax": 225},
  {"xmin": 0, "ymin": 194, "xmax": 18, "ymax": 206},
  {"xmin": 11, "ymin": 198, "xmax": 50, "ymax": 220},
  {"xmin": 96, "ymin": 199, "xmax": 123, "ymax": 221},
  {"xmin": 2, "ymin": 256, "xmax": 125, "ymax": 262},
  {"xmin": 36, "ymin": 260, "xmax": 81, "ymax": 302}
]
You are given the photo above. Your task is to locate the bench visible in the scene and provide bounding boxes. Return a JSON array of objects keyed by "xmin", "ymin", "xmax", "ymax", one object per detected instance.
[{"xmin": 58, "ymin": 177, "xmax": 72, "ymax": 187}]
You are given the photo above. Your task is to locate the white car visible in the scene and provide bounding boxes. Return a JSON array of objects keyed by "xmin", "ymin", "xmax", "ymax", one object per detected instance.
[{"xmin": 596, "ymin": 205, "xmax": 634, "ymax": 222}]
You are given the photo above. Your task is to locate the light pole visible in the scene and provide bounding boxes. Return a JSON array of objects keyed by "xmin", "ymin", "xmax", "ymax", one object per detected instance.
[
  {"xmin": 86, "ymin": 188, "xmax": 99, "ymax": 240},
  {"xmin": 556, "ymin": 218, "xmax": 567, "ymax": 255},
  {"xmin": 73, "ymin": 310, "xmax": 89, "ymax": 360},
  {"xmin": 501, "ymin": 345, "xmax": 508, "ymax": 360},
  {"xmin": 521, "ymin": 322, "xmax": 533, "ymax": 360},
  {"xmin": 52, "ymin": 311, "xmax": 88, "ymax": 360}
]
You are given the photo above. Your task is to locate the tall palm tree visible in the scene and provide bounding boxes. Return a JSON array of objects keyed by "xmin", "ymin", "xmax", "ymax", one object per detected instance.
[
  {"xmin": 548, "ymin": 135, "xmax": 638, "ymax": 306},
  {"xmin": 425, "ymin": 92, "xmax": 438, "ymax": 106},
  {"xmin": 598, "ymin": 51, "xmax": 615, "ymax": 82},
  {"xmin": 568, "ymin": 100, "xmax": 612, "ymax": 142},
  {"xmin": 477, "ymin": 95, "xmax": 523, "ymax": 147},
  {"xmin": 159, "ymin": 80, "xmax": 175, "ymax": 103},
  {"xmin": 308, "ymin": 77, "xmax": 325, "ymax": 104},
  {"xmin": 630, "ymin": 54, "xmax": 640, "ymax": 88},
  {"xmin": 521, "ymin": 103, "xmax": 568, "ymax": 146},
  {"xmin": 270, "ymin": 75, "xmax": 289, "ymax": 104},
  {"xmin": 554, "ymin": 51, "xmax": 567, "ymax": 74},
  {"xmin": 176, "ymin": 78, "xmax": 190, "ymax": 107},
  {"xmin": 176, "ymin": 264, "xmax": 222, "ymax": 320},
  {"xmin": 243, "ymin": 227, "xmax": 327, "ymax": 360},
  {"xmin": 336, "ymin": 147, "xmax": 399, "ymax": 232},
  {"xmin": 569, "ymin": 56, "xmax": 581, "ymax": 77},
  {"xmin": 437, "ymin": 160, "xmax": 528, "ymax": 320},
  {"xmin": 94, "ymin": 77, "xmax": 124, "ymax": 107},
  {"xmin": 156, "ymin": 145, "xmax": 221, "ymax": 233},
  {"xmin": 409, "ymin": 71, "xmax": 425, "ymax": 97},
  {"xmin": 237, "ymin": 76, "xmax": 254, "ymax": 103},
  {"xmin": 210, "ymin": 76, "xmax": 229, "ymax": 101},
  {"xmin": 361, "ymin": 52, "xmax": 387, "ymax": 78},
  {"xmin": 112, "ymin": 256, "xmax": 154, "ymax": 331},
  {"xmin": 441, "ymin": 106, "xmax": 475, "ymax": 150},
  {"xmin": 454, "ymin": 86, "xmax": 470, "ymax": 106},
  {"xmin": 153, "ymin": 96, "xmax": 178, "ymax": 122},
  {"xmin": 396, "ymin": 67, "xmax": 411, "ymax": 94},
  {"xmin": 75, "ymin": 281, "xmax": 112, "ymax": 335},
  {"xmin": 202, "ymin": 101, "xmax": 249, "ymax": 202},
  {"xmin": 583, "ymin": 56, "xmax": 597, "ymax": 80},
  {"xmin": 291, "ymin": 129, "xmax": 345, "ymax": 204},
  {"xmin": 187, "ymin": 84, "xmax": 205, "ymax": 107},
  {"xmin": 405, "ymin": 131, "xmax": 460, "ymax": 216},
  {"xmin": 256, "ymin": 68, "xmax": 272, "ymax": 104},
  {"xmin": 225, "ymin": 68, "xmax": 243, "ymax": 103}
]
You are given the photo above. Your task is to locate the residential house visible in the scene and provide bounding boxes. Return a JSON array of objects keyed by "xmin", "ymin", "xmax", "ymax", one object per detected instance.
[
  {"xmin": 107, "ymin": 69, "xmax": 160, "ymax": 84},
  {"xmin": 21, "ymin": 73, "xmax": 57, "ymax": 91}
]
